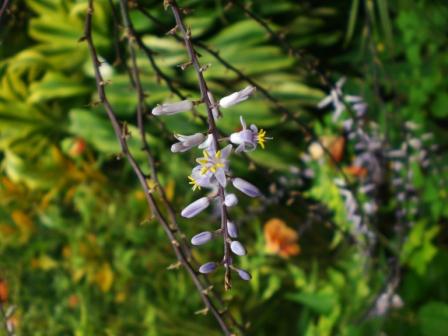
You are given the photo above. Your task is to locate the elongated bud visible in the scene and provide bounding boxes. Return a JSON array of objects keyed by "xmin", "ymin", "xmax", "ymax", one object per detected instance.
[
  {"xmin": 199, "ymin": 262, "xmax": 218, "ymax": 274},
  {"xmin": 181, "ymin": 197, "xmax": 210, "ymax": 218},
  {"xmin": 232, "ymin": 178, "xmax": 261, "ymax": 197},
  {"xmin": 191, "ymin": 231, "xmax": 213, "ymax": 246},
  {"xmin": 236, "ymin": 268, "xmax": 252, "ymax": 281},
  {"xmin": 219, "ymin": 85, "xmax": 256, "ymax": 108},
  {"xmin": 171, "ymin": 133, "xmax": 205, "ymax": 152},
  {"xmin": 224, "ymin": 193, "xmax": 238, "ymax": 207},
  {"xmin": 152, "ymin": 100, "xmax": 193, "ymax": 116},
  {"xmin": 230, "ymin": 241, "xmax": 246, "ymax": 256},
  {"xmin": 227, "ymin": 221, "xmax": 238, "ymax": 238}
]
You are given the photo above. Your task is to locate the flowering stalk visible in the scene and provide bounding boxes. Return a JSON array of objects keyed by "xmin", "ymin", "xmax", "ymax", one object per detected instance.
[
  {"xmin": 82, "ymin": 2, "xmax": 235, "ymax": 334},
  {"xmin": 160, "ymin": 0, "xmax": 268, "ymax": 292}
]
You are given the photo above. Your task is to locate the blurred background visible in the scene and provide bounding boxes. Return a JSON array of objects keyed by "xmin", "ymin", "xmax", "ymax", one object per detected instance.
[{"xmin": 0, "ymin": 0, "xmax": 447, "ymax": 335}]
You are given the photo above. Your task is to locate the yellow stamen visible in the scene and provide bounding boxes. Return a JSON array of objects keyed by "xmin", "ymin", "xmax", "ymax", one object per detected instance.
[
  {"xmin": 257, "ymin": 129, "xmax": 267, "ymax": 149},
  {"xmin": 215, "ymin": 150, "xmax": 222, "ymax": 159},
  {"xmin": 200, "ymin": 166, "xmax": 208, "ymax": 175},
  {"xmin": 188, "ymin": 176, "xmax": 201, "ymax": 191},
  {"xmin": 196, "ymin": 158, "xmax": 208, "ymax": 165}
]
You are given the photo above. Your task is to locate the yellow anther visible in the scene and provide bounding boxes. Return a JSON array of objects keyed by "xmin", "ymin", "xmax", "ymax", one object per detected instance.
[
  {"xmin": 200, "ymin": 166, "xmax": 208, "ymax": 175},
  {"xmin": 258, "ymin": 129, "xmax": 267, "ymax": 149},
  {"xmin": 215, "ymin": 150, "xmax": 222, "ymax": 159},
  {"xmin": 188, "ymin": 176, "xmax": 201, "ymax": 191}
]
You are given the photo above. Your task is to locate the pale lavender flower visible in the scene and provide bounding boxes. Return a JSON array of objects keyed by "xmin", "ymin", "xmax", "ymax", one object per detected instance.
[
  {"xmin": 230, "ymin": 116, "xmax": 270, "ymax": 153},
  {"xmin": 171, "ymin": 133, "xmax": 205, "ymax": 153},
  {"xmin": 224, "ymin": 193, "xmax": 238, "ymax": 207},
  {"xmin": 195, "ymin": 143, "xmax": 232, "ymax": 187},
  {"xmin": 199, "ymin": 262, "xmax": 218, "ymax": 274},
  {"xmin": 198, "ymin": 134, "xmax": 213, "ymax": 149},
  {"xmin": 181, "ymin": 197, "xmax": 210, "ymax": 218},
  {"xmin": 191, "ymin": 231, "xmax": 213, "ymax": 246},
  {"xmin": 219, "ymin": 85, "xmax": 256, "ymax": 108},
  {"xmin": 232, "ymin": 178, "xmax": 261, "ymax": 197},
  {"xmin": 227, "ymin": 221, "xmax": 238, "ymax": 238},
  {"xmin": 151, "ymin": 100, "xmax": 193, "ymax": 116},
  {"xmin": 318, "ymin": 77, "xmax": 346, "ymax": 121},
  {"xmin": 236, "ymin": 268, "xmax": 252, "ymax": 281},
  {"xmin": 230, "ymin": 241, "xmax": 246, "ymax": 256}
]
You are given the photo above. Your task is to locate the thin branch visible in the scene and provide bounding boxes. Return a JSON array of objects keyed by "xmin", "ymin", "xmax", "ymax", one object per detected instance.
[{"xmin": 82, "ymin": 2, "xmax": 233, "ymax": 334}]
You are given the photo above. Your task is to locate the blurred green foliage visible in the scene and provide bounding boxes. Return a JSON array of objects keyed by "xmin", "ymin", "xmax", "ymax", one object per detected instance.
[{"xmin": 0, "ymin": 0, "xmax": 447, "ymax": 335}]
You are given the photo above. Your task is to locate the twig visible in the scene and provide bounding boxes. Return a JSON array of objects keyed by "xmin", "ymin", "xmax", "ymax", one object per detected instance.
[{"xmin": 82, "ymin": 2, "xmax": 234, "ymax": 334}]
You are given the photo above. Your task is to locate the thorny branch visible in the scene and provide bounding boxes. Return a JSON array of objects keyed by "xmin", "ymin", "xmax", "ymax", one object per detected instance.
[{"xmin": 82, "ymin": 2, "xmax": 235, "ymax": 335}]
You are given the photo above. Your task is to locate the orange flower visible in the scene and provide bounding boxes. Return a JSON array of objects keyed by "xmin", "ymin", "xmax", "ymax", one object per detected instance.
[
  {"xmin": 69, "ymin": 138, "xmax": 86, "ymax": 157},
  {"xmin": 0, "ymin": 278, "xmax": 8, "ymax": 303},
  {"xmin": 264, "ymin": 218, "xmax": 300, "ymax": 258},
  {"xmin": 328, "ymin": 136, "xmax": 346, "ymax": 163},
  {"xmin": 345, "ymin": 165, "xmax": 368, "ymax": 178}
]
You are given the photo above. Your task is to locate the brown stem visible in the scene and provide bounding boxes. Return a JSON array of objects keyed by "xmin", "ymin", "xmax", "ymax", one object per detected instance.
[{"xmin": 82, "ymin": 2, "xmax": 233, "ymax": 335}]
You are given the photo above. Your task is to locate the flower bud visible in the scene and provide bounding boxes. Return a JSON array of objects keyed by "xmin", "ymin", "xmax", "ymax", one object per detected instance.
[
  {"xmin": 191, "ymin": 231, "xmax": 213, "ymax": 246},
  {"xmin": 181, "ymin": 197, "xmax": 210, "ymax": 218},
  {"xmin": 171, "ymin": 133, "xmax": 205, "ymax": 153},
  {"xmin": 232, "ymin": 178, "xmax": 261, "ymax": 197},
  {"xmin": 230, "ymin": 241, "xmax": 246, "ymax": 256},
  {"xmin": 151, "ymin": 100, "xmax": 193, "ymax": 116},
  {"xmin": 227, "ymin": 221, "xmax": 238, "ymax": 238},
  {"xmin": 224, "ymin": 194, "xmax": 238, "ymax": 207},
  {"xmin": 199, "ymin": 262, "xmax": 218, "ymax": 274},
  {"xmin": 236, "ymin": 268, "xmax": 252, "ymax": 281},
  {"xmin": 219, "ymin": 86, "xmax": 256, "ymax": 108}
]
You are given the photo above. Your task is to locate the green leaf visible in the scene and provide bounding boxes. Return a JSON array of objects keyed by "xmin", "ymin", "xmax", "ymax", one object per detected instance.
[
  {"xmin": 345, "ymin": 0, "xmax": 360, "ymax": 46},
  {"xmin": 286, "ymin": 291, "xmax": 336, "ymax": 315},
  {"xmin": 376, "ymin": 0, "xmax": 394, "ymax": 49},
  {"xmin": 28, "ymin": 72, "xmax": 89, "ymax": 103},
  {"xmin": 419, "ymin": 302, "xmax": 448, "ymax": 336}
]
